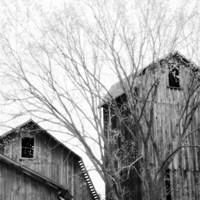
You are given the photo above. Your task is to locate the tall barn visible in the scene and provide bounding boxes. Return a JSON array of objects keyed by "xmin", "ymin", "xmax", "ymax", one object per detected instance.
[
  {"xmin": 0, "ymin": 119, "xmax": 99, "ymax": 200},
  {"xmin": 102, "ymin": 52, "xmax": 200, "ymax": 200}
]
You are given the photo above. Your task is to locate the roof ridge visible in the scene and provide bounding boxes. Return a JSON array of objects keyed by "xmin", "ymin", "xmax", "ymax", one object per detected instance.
[
  {"xmin": 0, "ymin": 118, "xmax": 34, "ymax": 138},
  {"xmin": 100, "ymin": 51, "xmax": 199, "ymax": 106},
  {"xmin": 0, "ymin": 119, "xmax": 82, "ymax": 160}
]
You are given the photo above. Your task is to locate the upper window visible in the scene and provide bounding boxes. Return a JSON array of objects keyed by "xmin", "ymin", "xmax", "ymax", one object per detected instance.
[
  {"xmin": 168, "ymin": 65, "xmax": 180, "ymax": 88},
  {"xmin": 21, "ymin": 137, "xmax": 34, "ymax": 158}
]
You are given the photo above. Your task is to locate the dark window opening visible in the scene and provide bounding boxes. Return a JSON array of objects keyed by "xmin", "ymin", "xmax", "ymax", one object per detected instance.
[
  {"xmin": 111, "ymin": 114, "xmax": 118, "ymax": 130},
  {"xmin": 21, "ymin": 137, "xmax": 34, "ymax": 158},
  {"xmin": 134, "ymin": 87, "xmax": 139, "ymax": 97},
  {"xmin": 165, "ymin": 169, "xmax": 172, "ymax": 200},
  {"xmin": 168, "ymin": 65, "xmax": 180, "ymax": 88}
]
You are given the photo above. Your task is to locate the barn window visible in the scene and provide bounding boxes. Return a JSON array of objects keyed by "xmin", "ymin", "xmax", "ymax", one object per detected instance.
[
  {"xmin": 165, "ymin": 169, "xmax": 172, "ymax": 200},
  {"xmin": 21, "ymin": 137, "xmax": 34, "ymax": 158},
  {"xmin": 168, "ymin": 65, "xmax": 180, "ymax": 88}
]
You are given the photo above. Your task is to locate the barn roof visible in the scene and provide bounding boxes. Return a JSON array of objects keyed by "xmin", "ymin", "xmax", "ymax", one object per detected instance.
[
  {"xmin": 101, "ymin": 51, "xmax": 199, "ymax": 106},
  {"xmin": 0, "ymin": 119, "xmax": 81, "ymax": 160}
]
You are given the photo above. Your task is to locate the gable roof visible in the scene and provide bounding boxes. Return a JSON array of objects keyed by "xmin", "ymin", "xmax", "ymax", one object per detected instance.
[
  {"xmin": 0, "ymin": 119, "xmax": 81, "ymax": 160},
  {"xmin": 101, "ymin": 51, "xmax": 200, "ymax": 106}
]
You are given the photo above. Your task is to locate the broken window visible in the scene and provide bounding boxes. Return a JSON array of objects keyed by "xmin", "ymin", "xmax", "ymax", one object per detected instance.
[
  {"xmin": 21, "ymin": 137, "xmax": 34, "ymax": 158},
  {"xmin": 168, "ymin": 65, "xmax": 180, "ymax": 88}
]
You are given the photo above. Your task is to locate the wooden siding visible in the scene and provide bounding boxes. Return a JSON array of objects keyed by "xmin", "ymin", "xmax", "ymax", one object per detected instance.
[
  {"xmin": 0, "ymin": 159, "xmax": 58, "ymax": 200},
  {"xmin": 2, "ymin": 130, "xmax": 76, "ymax": 190},
  {"xmin": 151, "ymin": 57, "xmax": 200, "ymax": 199},
  {"xmin": 144, "ymin": 57, "xmax": 200, "ymax": 199}
]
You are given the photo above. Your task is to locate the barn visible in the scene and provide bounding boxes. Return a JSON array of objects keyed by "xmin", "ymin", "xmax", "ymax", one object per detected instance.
[
  {"xmin": 102, "ymin": 51, "xmax": 200, "ymax": 200},
  {"xmin": 0, "ymin": 119, "xmax": 99, "ymax": 200}
]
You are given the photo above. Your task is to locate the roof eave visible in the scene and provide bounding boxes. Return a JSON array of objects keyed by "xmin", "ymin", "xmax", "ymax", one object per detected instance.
[{"xmin": 0, "ymin": 153, "xmax": 71, "ymax": 193}]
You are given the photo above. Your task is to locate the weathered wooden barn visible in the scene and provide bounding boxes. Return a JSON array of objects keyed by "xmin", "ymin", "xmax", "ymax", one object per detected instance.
[
  {"xmin": 0, "ymin": 119, "xmax": 99, "ymax": 200},
  {"xmin": 102, "ymin": 51, "xmax": 200, "ymax": 200}
]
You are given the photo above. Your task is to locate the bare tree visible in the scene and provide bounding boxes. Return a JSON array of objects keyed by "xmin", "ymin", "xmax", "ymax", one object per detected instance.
[{"xmin": 0, "ymin": 0, "xmax": 200, "ymax": 200}]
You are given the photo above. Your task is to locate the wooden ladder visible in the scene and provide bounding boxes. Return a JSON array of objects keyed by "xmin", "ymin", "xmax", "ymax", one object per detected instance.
[{"xmin": 78, "ymin": 160, "xmax": 100, "ymax": 200}]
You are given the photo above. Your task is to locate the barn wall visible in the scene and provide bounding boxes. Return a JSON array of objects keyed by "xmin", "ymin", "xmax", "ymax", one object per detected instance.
[
  {"xmin": 151, "ymin": 58, "xmax": 200, "ymax": 199},
  {"xmin": 0, "ymin": 160, "xmax": 57, "ymax": 200},
  {"xmin": 141, "ymin": 57, "xmax": 200, "ymax": 199},
  {"xmin": 2, "ymin": 131, "xmax": 76, "ymax": 192},
  {"xmin": 130, "ymin": 56, "xmax": 200, "ymax": 168}
]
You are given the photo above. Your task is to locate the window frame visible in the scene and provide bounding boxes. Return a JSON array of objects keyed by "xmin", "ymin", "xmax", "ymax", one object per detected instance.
[
  {"xmin": 168, "ymin": 64, "xmax": 182, "ymax": 90},
  {"xmin": 20, "ymin": 136, "xmax": 35, "ymax": 159}
]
